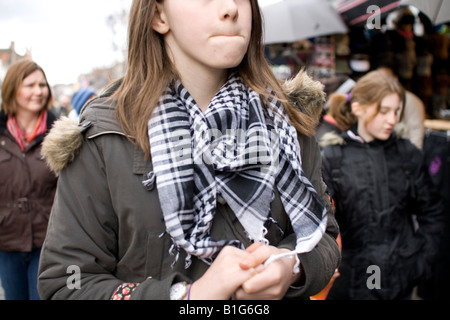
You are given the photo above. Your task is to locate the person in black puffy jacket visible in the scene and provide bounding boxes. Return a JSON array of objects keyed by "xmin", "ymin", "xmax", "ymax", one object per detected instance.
[{"xmin": 321, "ymin": 70, "xmax": 444, "ymax": 300}]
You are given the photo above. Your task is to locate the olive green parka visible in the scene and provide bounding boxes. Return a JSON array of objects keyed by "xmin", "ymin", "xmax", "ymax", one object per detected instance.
[{"xmin": 38, "ymin": 73, "xmax": 340, "ymax": 300}]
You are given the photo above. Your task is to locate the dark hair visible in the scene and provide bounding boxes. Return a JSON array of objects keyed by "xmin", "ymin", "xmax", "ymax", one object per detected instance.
[{"xmin": 1, "ymin": 60, "xmax": 53, "ymax": 115}]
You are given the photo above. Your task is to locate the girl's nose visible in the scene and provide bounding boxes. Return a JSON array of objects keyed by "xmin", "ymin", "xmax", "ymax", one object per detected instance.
[
  {"xmin": 388, "ymin": 111, "xmax": 398, "ymax": 125},
  {"xmin": 220, "ymin": 0, "xmax": 239, "ymax": 21}
]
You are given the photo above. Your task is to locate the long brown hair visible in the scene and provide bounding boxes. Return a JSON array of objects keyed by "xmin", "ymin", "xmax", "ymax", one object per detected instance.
[
  {"xmin": 327, "ymin": 70, "xmax": 405, "ymax": 131},
  {"xmin": 1, "ymin": 60, "xmax": 53, "ymax": 115},
  {"xmin": 113, "ymin": 0, "xmax": 317, "ymax": 157}
]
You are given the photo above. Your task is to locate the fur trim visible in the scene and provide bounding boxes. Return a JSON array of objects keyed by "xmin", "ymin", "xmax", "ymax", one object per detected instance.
[
  {"xmin": 284, "ymin": 71, "xmax": 326, "ymax": 120},
  {"xmin": 319, "ymin": 131, "xmax": 346, "ymax": 148},
  {"xmin": 41, "ymin": 117, "xmax": 84, "ymax": 176}
]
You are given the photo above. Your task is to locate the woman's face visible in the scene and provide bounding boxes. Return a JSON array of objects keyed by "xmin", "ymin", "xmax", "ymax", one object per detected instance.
[
  {"xmin": 356, "ymin": 93, "xmax": 402, "ymax": 142},
  {"xmin": 16, "ymin": 70, "xmax": 49, "ymax": 114},
  {"xmin": 153, "ymin": 0, "xmax": 253, "ymax": 77}
]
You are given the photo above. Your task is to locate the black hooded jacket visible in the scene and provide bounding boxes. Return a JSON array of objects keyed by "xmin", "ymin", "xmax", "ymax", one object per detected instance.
[{"xmin": 321, "ymin": 129, "xmax": 444, "ymax": 300}]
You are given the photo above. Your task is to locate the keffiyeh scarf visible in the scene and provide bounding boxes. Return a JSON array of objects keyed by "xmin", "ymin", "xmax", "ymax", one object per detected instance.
[{"xmin": 148, "ymin": 74, "xmax": 327, "ymax": 268}]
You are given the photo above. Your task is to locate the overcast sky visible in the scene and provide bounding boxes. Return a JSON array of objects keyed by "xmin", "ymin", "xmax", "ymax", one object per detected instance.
[{"xmin": 0, "ymin": 0, "xmax": 132, "ymax": 85}]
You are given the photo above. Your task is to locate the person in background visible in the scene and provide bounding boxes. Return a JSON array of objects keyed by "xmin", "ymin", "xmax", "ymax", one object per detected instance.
[
  {"xmin": 0, "ymin": 60, "xmax": 58, "ymax": 300},
  {"xmin": 55, "ymin": 95, "xmax": 72, "ymax": 119},
  {"xmin": 68, "ymin": 88, "xmax": 96, "ymax": 121},
  {"xmin": 37, "ymin": 0, "xmax": 340, "ymax": 300},
  {"xmin": 377, "ymin": 67, "xmax": 425, "ymax": 150},
  {"xmin": 315, "ymin": 92, "xmax": 356, "ymax": 144},
  {"xmin": 321, "ymin": 70, "xmax": 444, "ymax": 300},
  {"xmin": 386, "ymin": 8, "xmax": 417, "ymax": 91},
  {"xmin": 317, "ymin": 67, "xmax": 426, "ymax": 151},
  {"xmin": 397, "ymin": 89, "xmax": 426, "ymax": 150}
]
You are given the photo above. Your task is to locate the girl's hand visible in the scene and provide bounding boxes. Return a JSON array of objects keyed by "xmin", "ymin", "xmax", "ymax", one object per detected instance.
[
  {"xmin": 187, "ymin": 246, "xmax": 256, "ymax": 300},
  {"xmin": 234, "ymin": 243, "xmax": 301, "ymax": 300}
]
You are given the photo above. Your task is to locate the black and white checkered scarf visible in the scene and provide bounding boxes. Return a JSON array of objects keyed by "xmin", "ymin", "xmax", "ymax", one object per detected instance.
[{"xmin": 148, "ymin": 74, "xmax": 327, "ymax": 268}]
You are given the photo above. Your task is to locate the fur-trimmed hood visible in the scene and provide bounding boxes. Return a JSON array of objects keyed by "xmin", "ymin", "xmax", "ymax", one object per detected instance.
[
  {"xmin": 318, "ymin": 131, "xmax": 346, "ymax": 149},
  {"xmin": 41, "ymin": 118, "xmax": 96, "ymax": 176},
  {"xmin": 284, "ymin": 70, "xmax": 326, "ymax": 121},
  {"xmin": 42, "ymin": 71, "xmax": 326, "ymax": 176}
]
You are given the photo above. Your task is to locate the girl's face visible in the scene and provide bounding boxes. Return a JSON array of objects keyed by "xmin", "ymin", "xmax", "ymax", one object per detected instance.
[
  {"xmin": 153, "ymin": 0, "xmax": 253, "ymax": 77},
  {"xmin": 16, "ymin": 70, "xmax": 49, "ymax": 115},
  {"xmin": 354, "ymin": 93, "xmax": 402, "ymax": 142}
]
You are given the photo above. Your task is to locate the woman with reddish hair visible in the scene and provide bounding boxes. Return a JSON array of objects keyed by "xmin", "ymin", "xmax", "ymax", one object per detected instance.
[{"xmin": 0, "ymin": 60, "xmax": 57, "ymax": 300}]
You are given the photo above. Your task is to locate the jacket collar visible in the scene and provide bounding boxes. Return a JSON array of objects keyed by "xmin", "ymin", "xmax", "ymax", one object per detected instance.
[
  {"xmin": 0, "ymin": 109, "xmax": 56, "ymax": 137},
  {"xmin": 0, "ymin": 111, "xmax": 6, "ymax": 134},
  {"xmin": 342, "ymin": 124, "xmax": 398, "ymax": 148}
]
